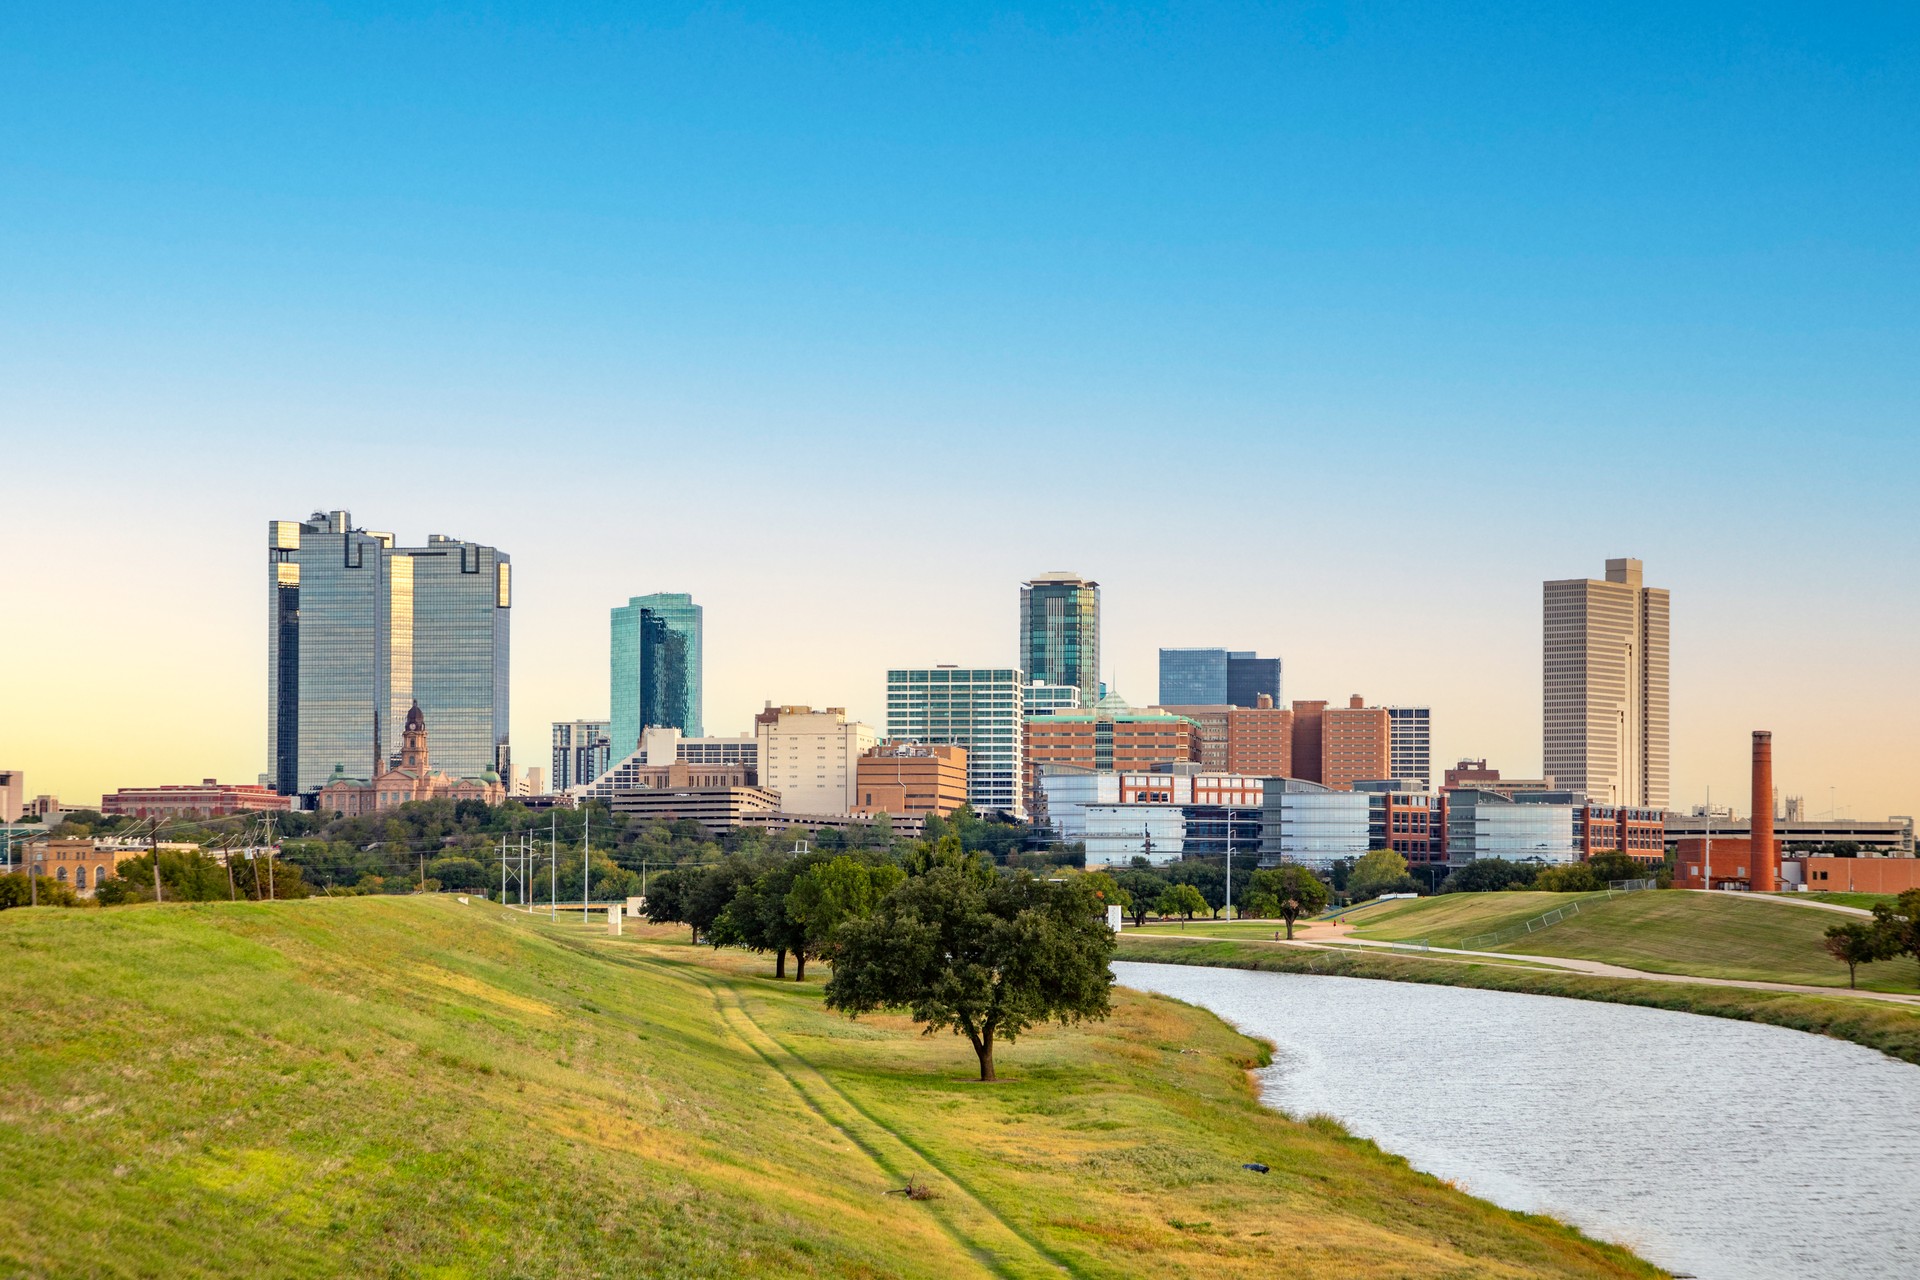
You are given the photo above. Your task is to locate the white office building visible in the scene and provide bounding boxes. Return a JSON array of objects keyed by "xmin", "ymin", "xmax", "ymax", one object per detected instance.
[
  {"xmin": 1083, "ymin": 804, "xmax": 1185, "ymax": 867},
  {"xmin": 886, "ymin": 667, "xmax": 1027, "ymax": 818},
  {"xmin": 580, "ymin": 726, "xmax": 759, "ymax": 799},
  {"xmin": 1257, "ymin": 778, "xmax": 1371, "ymax": 867}
]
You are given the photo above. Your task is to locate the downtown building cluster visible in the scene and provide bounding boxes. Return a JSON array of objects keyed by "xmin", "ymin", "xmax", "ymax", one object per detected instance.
[{"xmin": 12, "ymin": 527, "xmax": 1919, "ymax": 897}]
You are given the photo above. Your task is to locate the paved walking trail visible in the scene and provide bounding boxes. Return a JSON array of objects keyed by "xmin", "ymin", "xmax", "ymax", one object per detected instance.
[{"xmin": 1131, "ymin": 905, "xmax": 1920, "ymax": 1008}]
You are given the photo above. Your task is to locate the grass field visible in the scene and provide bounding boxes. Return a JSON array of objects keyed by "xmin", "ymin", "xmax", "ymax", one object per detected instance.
[
  {"xmin": 0, "ymin": 897, "xmax": 1663, "ymax": 1279},
  {"xmin": 1793, "ymin": 891, "xmax": 1896, "ymax": 911},
  {"xmin": 1347, "ymin": 890, "xmax": 1920, "ymax": 993},
  {"xmin": 1115, "ymin": 935, "xmax": 1920, "ymax": 1066}
]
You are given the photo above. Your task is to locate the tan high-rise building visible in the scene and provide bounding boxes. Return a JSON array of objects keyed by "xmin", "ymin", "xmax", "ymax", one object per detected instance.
[
  {"xmin": 755, "ymin": 705, "xmax": 879, "ymax": 817},
  {"xmin": 1543, "ymin": 557, "xmax": 1670, "ymax": 809}
]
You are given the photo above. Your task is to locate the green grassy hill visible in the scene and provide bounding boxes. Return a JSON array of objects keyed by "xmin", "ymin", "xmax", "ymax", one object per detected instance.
[
  {"xmin": 0, "ymin": 897, "xmax": 1660, "ymax": 1279},
  {"xmin": 1351, "ymin": 890, "xmax": 1920, "ymax": 992}
]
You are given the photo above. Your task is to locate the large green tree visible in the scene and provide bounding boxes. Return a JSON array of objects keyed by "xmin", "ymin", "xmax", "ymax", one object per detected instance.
[
  {"xmin": 785, "ymin": 856, "xmax": 904, "ymax": 975},
  {"xmin": 1348, "ymin": 849, "xmax": 1415, "ymax": 901},
  {"xmin": 825, "ymin": 864, "xmax": 1114, "ymax": 1081},
  {"xmin": 1113, "ymin": 869, "xmax": 1168, "ymax": 927},
  {"xmin": 1248, "ymin": 865, "xmax": 1330, "ymax": 939},
  {"xmin": 1155, "ymin": 883, "xmax": 1208, "ymax": 924}
]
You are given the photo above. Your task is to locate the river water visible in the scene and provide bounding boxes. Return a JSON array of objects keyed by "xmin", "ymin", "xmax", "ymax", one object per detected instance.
[{"xmin": 1114, "ymin": 961, "xmax": 1920, "ymax": 1280}]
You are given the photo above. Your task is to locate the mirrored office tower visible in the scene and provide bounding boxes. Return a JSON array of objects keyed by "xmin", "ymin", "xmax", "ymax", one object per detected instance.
[
  {"xmin": 1158, "ymin": 648, "xmax": 1282, "ymax": 708},
  {"xmin": 1020, "ymin": 572, "xmax": 1099, "ymax": 702},
  {"xmin": 610, "ymin": 593, "xmax": 703, "ymax": 761},
  {"xmin": 268, "ymin": 511, "xmax": 510, "ymax": 795}
]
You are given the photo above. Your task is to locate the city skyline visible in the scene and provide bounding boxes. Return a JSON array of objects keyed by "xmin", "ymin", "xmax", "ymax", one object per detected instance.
[{"xmin": 4, "ymin": 524, "xmax": 1912, "ymax": 823}]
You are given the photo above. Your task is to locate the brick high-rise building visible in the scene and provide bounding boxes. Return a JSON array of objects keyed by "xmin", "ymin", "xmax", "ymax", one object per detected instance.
[
  {"xmin": 1543, "ymin": 557, "xmax": 1670, "ymax": 808},
  {"xmin": 853, "ymin": 743, "xmax": 969, "ymax": 820},
  {"xmin": 1320, "ymin": 695, "xmax": 1391, "ymax": 791}
]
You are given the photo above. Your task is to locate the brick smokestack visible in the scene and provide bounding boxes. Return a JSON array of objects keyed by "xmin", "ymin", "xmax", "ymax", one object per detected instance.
[{"xmin": 1751, "ymin": 731, "xmax": 1776, "ymax": 892}]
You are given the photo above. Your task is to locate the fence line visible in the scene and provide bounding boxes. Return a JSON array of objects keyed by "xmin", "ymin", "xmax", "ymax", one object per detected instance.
[{"xmin": 1459, "ymin": 879, "xmax": 1656, "ymax": 950}]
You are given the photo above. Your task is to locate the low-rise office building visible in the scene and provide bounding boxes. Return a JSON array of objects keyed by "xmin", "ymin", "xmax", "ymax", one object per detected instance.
[
  {"xmin": 21, "ymin": 838, "xmax": 142, "ymax": 896},
  {"xmin": 853, "ymin": 743, "xmax": 969, "ymax": 819},
  {"xmin": 1257, "ymin": 778, "xmax": 1372, "ymax": 867},
  {"xmin": 103, "ymin": 780, "xmax": 292, "ymax": 820},
  {"xmin": 607, "ymin": 784, "xmax": 781, "ymax": 834},
  {"xmin": 1083, "ymin": 804, "xmax": 1185, "ymax": 867},
  {"xmin": 580, "ymin": 726, "xmax": 760, "ymax": 799},
  {"xmin": 1445, "ymin": 790, "xmax": 1578, "ymax": 866}
]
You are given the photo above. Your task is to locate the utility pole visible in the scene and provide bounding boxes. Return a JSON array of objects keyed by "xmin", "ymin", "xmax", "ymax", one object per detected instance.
[
  {"xmin": 1224, "ymin": 801, "xmax": 1234, "ymax": 923},
  {"xmin": 225, "ymin": 834, "xmax": 237, "ymax": 901},
  {"xmin": 500, "ymin": 833, "xmax": 506, "ymax": 903},
  {"xmin": 150, "ymin": 819, "xmax": 163, "ymax": 905},
  {"xmin": 582, "ymin": 804, "xmax": 591, "ymax": 924},
  {"xmin": 549, "ymin": 810, "xmax": 556, "ymax": 922},
  {"xmin": 266, "ymin": 812, "xmax": 276, "ymax": 902}
]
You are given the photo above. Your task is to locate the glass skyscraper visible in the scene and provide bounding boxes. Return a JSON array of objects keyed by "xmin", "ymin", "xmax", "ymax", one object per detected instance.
[
  {"xmin": 610, "ymin": 593, "xmax": 703, "ymax": 761},
  {"xmin": 1157, "ymin": 648, "xmax": 1282, "ymax": 707},
  {"xmin": 268, "ymin": 511, "xmax": 510, "ymax": 795},
  {"xmin": 1019, "ymin": 572, "xmax": 1099, "ymax": 702}
]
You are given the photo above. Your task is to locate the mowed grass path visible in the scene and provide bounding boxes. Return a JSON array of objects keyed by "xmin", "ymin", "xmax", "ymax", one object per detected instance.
[
  {"xmin": 0, "ymin": 897, "xmax": 1661, "ymax": 1279},
  {"xmin": 1350, "ymin": 891, "xmax": 1920, "ymax": 992}
]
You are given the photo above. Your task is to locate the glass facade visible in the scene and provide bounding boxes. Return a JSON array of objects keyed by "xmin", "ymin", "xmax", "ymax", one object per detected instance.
[
  {"xmin": 1226, "ymin": 653, "xmax": 1282, "ymax": 708},
  {"xmin": 1447, "ymin": 790, "xmax": 1578, "ymax": 865},
  {"xmin": 1158, "ymin": 649, "xmax": 1228, "ymax": 705},
  {"xmin": 610, "ymin": 593, "xmax": 703, "ymax": 760},
  {"xmin": 268, "ymin": 512, "xmax": 509, "ymax": 795},
  {"xmin": 886, "ymin": 667, "xmax": 1025, "ymax": 817},
  {"xmin": 1020, "ymin": 574, "xmax": 1099, "ymax": 701},
  {"xmin": 1257, "ymin": 779, "xmax": 1371, "ymax": 867},
  {"xmin": 1159, "ymin": 648, "xmax": 1282, "ymax": 708},
  {"xmin": 551, "ymin": 719, "xmax": 611, "ymax": 791}
]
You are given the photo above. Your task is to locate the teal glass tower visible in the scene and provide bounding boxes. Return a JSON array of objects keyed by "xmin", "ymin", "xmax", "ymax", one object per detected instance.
[
  {"xmin": 1019, "ymin": 572, "xmax": 1100, "ymax": 702},
  {"xmin": 610, "ymin": 593, "xmax": 703, "ymax": 761}
]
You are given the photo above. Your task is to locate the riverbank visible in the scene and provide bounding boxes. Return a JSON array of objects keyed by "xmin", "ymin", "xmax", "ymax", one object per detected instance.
[
  {"xmin": 0, "ymin": 897, "xmax": 1663, "ymax": 1278},
  {"xmin": 1117, "ymin": 933, "xmax": 1920, "ymax": 1065}
]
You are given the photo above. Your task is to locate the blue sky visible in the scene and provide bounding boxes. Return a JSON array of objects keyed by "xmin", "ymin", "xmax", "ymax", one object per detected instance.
[{"xmin": 3, "ymin": 2, "xmax": 1916, "ymax": 814}]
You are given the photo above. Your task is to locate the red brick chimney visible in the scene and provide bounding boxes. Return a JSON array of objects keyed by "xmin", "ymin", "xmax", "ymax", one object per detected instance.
[{"xmin": 1751, "ymin": 731, "xmax": 1776, "ymax": 892}]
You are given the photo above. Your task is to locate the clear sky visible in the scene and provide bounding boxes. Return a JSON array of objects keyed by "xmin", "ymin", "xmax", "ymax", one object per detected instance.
[{"xmin": 3, "ymin": 2, "xmax": 1916, "ymax": 820}]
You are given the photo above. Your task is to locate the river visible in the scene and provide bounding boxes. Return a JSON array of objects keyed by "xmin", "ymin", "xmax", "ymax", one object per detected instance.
[{"xmin": 1114, "ymin": 961, "xmax": 1920, "ymax": 1280}]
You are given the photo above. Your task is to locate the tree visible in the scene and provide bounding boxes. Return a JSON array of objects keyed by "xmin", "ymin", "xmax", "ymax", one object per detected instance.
[
  {"xmin": 0, "ymin": 873, "xmax": 80, "ymax": 909},
  {"xmin": 1871, "ymin": 890, "xmax": 1920, "ymax": 987},
  {"xmin": 1241, "ymin": 891, "xmax": 1281, "ymax": 919},
  {"xmin": 1113, "ymin": 869, "xmax": 1168, "ymax": 927},
  {"xmin": 1168, "ymin": 862, "xmax": 1226, "ymax": 918},
  {"xmin": 1249, "ymin": 865, "xmax": 1330, "ymax": 939},
  {"xmin": 645, "ymin": 860, "xmax": 755, "ymax": 942},
  {"xmin": 1155, "ymin": 883, "xmax": 1208, "ymax": 924},
  {"xmin": 1348, "ymin": 849, "xmax": 1414, "ymax": 902},
  {"xmin": 1822, "ymin": 921, "xmax": 1889, "ymax": 989},
  {"xmin": 1584, "ymin": 852, "xmax": 1652, "ymax": 885},
  {"xmin": 825, "ymin": 865, "xmax": 1114, "ymax": 1081},
  {"xmin": 1534, "ymin": 863, "xmax": 1603, "ymax": 893},
  {"xmin": 425, "ymin": 856, "xmax": 489, "ymax": 892},
  {"xmin": 713, "ymin": 854, "xmax": 809, "ymax": 977},
  {"xmin": 786, "ymin": 856, "xmax": 904, "ymax": 974},
  {"xmin": 1438, "ymin": 859, "xmax": 1539, "ymax": 894}
]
